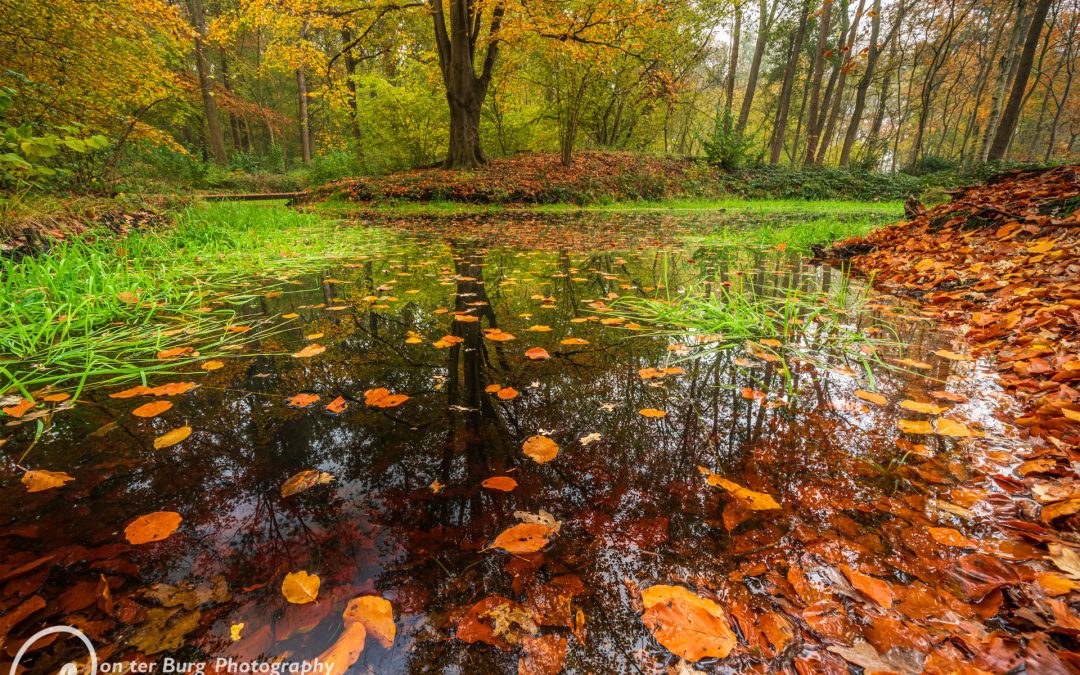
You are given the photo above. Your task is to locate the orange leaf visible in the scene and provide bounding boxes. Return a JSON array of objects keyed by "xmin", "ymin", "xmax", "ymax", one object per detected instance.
[
  {"xmin": 640, "ymin": 585, "xmax": 736, "ymax": 662},
  {"xmin": 854, "ymin": 389, "xmax": 887, "ymax": 406},
  {"xmin": 326, "ymin": 396, "xmax": 349, "ymax": 414},
  {"xmin": 482, "ymin": 476, "xmax": 518, "ymax": 492},
  {"xmin": 489, "ymin": 523, "xmax": 552, "ymax": 554},
  {"xmin": 899, "ymin": 400, "xmax": 949, "ymax": 415},
  {"xmin": 560, "ymin": 338, "xmax": 589, "ymax": 346},
  {"xmin": 343, "ymin": 595, "xmax": 396, "ymax": 648},
  {"xmin": 153, "ymin": 426, "xmax": 191, "ymax": 449},
  {"xmin": 110, "ymin": 386, "xmax": 152, "ymax": 399},
  {"xmin": 149, "ymin": 382, "xmax": 199, "ymax": 396},
  {"xmin": 927, "ymin": 526, "xmax": 977, "ymax": 548},
  {"xmin": 281, "ymin": 570, "xmax": 321, "ymax": 604},
  {"xmin": 293, "ymin": 344, "xmax": 326, "ymax": 358},
  {"xmin": 132, "ymin": 400, "xmax": 172, "ymax": 418},
  {"xmin": 698, "ymin": 466, "xmax": 781, "ymax": 510},
  {"xmin": 525, "ymin": 347, "xmax": 551, "ymax": 360},
  {"xmin": 125, "ymin": 511, "xmax": 182, "ymax": 544},
  {"xmin": 364, "ymin": 388, "xmax": 409, "ymax": 408},
  {"xmin": 21, "ymin": 469, "xmax": 75, "ymax": 493},
  {"xmin": 898, "ymin": 419, "xmax": 934, "ymax": 434},
  {"xmin": 839, "ymin": 564, "xmax": 894, "ymax": 607},
  {"xmin": 639, "ymin": 408, "xmax": 667, "ymax": 418},
  {"xmin": 496, "ymin": 387, "xmax": 519, "ymax": 400},
  {"xmin": 281, "ymin": 470, "xmax": 334, "ymax": 497},
  {"xmin": 2, "ymin": 398, "xmax": 35, "ymax": 418},
  {"xmin": 287, "ymin": 393, "xmax": 320, "ymax": 408},
  {"xmin": 156, "ymin": 347, "xmax": 193, "ymax": 360},
  {"xmin": 523, "ymin": 435, "xmax": 559, "ymax": 463},
  {"xmin": 201, "ymin": 360, "xmax": 225, "ymax": 371}
]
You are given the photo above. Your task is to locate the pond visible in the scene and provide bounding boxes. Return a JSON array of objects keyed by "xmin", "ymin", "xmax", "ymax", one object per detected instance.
[{"xmin": 0, "ymin": 210, "xmax": 1035, "ymax": 674}]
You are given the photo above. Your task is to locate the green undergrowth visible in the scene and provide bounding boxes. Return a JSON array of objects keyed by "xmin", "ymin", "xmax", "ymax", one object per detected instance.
[
  {"xmin": 0, "ymin": 202, "xmax": 385, "ymax": 399},
  {"xmin": 688, "ymin": 213, "xmax": 888, "ymax": 252}
]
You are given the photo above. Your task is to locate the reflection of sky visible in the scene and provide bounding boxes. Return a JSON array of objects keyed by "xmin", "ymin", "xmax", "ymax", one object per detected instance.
[{"xmin": 0, "ymin": 213, "xmax": 1026, "ymax": 673}]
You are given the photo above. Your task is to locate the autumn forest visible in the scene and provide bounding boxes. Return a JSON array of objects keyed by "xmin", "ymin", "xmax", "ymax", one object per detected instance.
[{"xmin": 2, "ymin": 1, "xmax": 1080, "ymax": 674}]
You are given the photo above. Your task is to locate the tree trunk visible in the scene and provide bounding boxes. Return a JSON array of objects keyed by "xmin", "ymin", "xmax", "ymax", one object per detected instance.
[
  {"xmin": 189, "ymin": 0, "xmax": 227, "ymax": 165},
  {"xmin": 839, "ymin": 0, "xmax": 891, "ymax": 166},
  {"xmin": 988, "ymin": 0, "xmax": 1054, "ymax": 161},
  {"xmin": 724, "ymin": 4, "xmax": 742, "ymax": 118},
  {"xmin": 296, "ymin": 67, "xmax": 312, "ymax": 164},
  {"xmin": 978, "ymin": 0, "xmax": 1028, "ymax": 161},
  {"xmin": 738, "ymin": 0, "xmax": 776, "ymax": 131},
  {"xmin": 815, "ymin": 0, "xmax": 865, "ymax": 164},
  {"xmin": 341, "ymin": 29, "xmax": 363, "ymax": 145},
  {"xmin": 430, "ymin": 0, "xmax": 504, "ymax": 169},
  {"xmin": 803, "ymin": 0, "xmax": 833, "ymax": 164},
  {"xmin": 769, "ymin": 0, "xmax": 811, "ymax": 164}
]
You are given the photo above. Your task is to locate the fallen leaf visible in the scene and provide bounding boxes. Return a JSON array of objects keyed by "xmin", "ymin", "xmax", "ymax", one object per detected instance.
[
  {"xmin": 343, "ymin": 595, "xmax": 395, "ymax": 648},
  {"xmin": 287, "ymin": 393, "xmax": 320, "ymax": 408},
  {"xmin": 639, "ymin": 408, "xmax": 667, "ymax": 418},
  {"xmin": 698, "ymin": 466, "xmax": 780, "ymax": 510},
  {"xmin": 2, "ymin": 398, "xmax": 35, "ymax": 417},
  {"xmin": 525, "ymin": 347, "xmax": 551, "ymax": 360},
  {"xmin": 497, "ymin": 387, "xmax": 519, "ymax": 400},
  {"xmin": 281, "ymin": 571, "xmax": 320, "ymax": 604},
  {"xmin": 42, "ymin": 393, "xmax": 70, "ymax": 403},
  {"xmin": 230, "ymin": 623, "xmax": 245, "ymax": 641},
  {"xmin": 640, "ymin": 585, "xmax": 736, "ymax": 662},
  {"xmin": 325, "ymin": 396, "xmax": 349, "ymax": 414},
  {"xmin": 898, "ymin": 419, "xmax": 934, "ymax": 434},
  {"xmin": 854, "ymin": 389, "xmax": 888, "ymax": 406},
  {"xmin": 523, "ymin": 435, "xmax": 559, "ymax": 463},
  {"xmin": 201, "ymin": 360, "xmax": 224, "ymax": 371},
  {"xmin": 519, "ymin": 634, "xmax": 568, "ymax": 675},
  {"xmin": 933, "ymin": 418, "xmax": 975, "ymax": 437},
  {"xmin": 364, "ymin": 388, "xmax": 409, "ymax": 408},
  {"xmin": 281, "ymin": 470, "xmax": 334, "ymax": 497},
  {"xmin": 430, "ymin": 479, "xmax": 445, "ymax": 494},
  {"xmin": 482, "ymin": 476, "xmax": 518, "ymax": 492},
  {"xmin": 133, "ymin": 400, "xmax": 172, "ymax": 418},
  {"xmin": 292, "ymin": 344, "xmax": 326, "ymax": 358},
  {"xmin": 21, "ymin": 469, "xmax": 75, "ymax": 493},
  {"xmin": 932, "ymin": 349, "xmax": 972, "ymax": 361},
  {"xmin": 488, "ymin": 523, "xmax": 553, "ymax": 554},
  {"xmin": 927, "ymin": 526, "xmax": 977, "ymax": 548},
  {"xmin": 839, "ymin": 565, "xmax": 894, "ymax": 607},
  {"xmin": 899, "ymin": 400, "xmax": 949, "ymax": 415},
  {"xmin": 153, "ymin": 426, "xmax": 192, "ymax": 449},
  {"xmin": 157, "ymin": 347, "xmax": 193, "ymax": 360},
  {"xmin": 560, "ymin": 338, "xmax": 589, "ymax": 346},
  {"xmin": 125, "ymin": 511, "xmax": 182, "ymax": 544}
]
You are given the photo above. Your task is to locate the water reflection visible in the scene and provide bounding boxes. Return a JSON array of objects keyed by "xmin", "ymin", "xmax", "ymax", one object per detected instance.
[{"xmin": 0, "ymin": 212, "xmax": 1023, "ymax": 674}]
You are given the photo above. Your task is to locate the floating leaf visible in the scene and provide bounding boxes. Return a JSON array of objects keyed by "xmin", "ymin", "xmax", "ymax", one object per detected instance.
[
  {"xmin": 125, "ymin": 511, "xmax": 182, "ymax": 544},
  {"xmin": 365, "ymin": 388, "xmax": 409, "ymax": 408},
  {"xmin": 281, "ymin": 470, "xmax": 334, "ymax": 497},
  {"xmin": 899, "ymin": 400, "xmax": 949, "ymax": 415},
  {"xmin": 523, "ymin": 435, "xmax": 559, "ymax": 463},
  {"xmin": 496, "ymin": 387, "xmax": 519, "ymax": 400},
  {"xmin": 292, "ymin": 344, "xmax": 326, "ymax": 358},
  {"xmin": 287, "ymin": 393, "xmax": 320, "ymax": 408},
  {"xmin": 897, "ymin": 419, "xmax": 934, "ymax": 434},
  {"xmin": 201, "ymin": 360, "xmax": 224, "ymax": 371},
  {"xmin": 698, "ymin": 466, "xmax": 780, "ymax": 510},
  {"xmin": 640, "ymin": 585, "xmax": 736, "ymax": 662},
  {"xmin": 43, "ymin": 393, "xmax": 70, "ymax": 403},
  {"xmin": 343, "ymin": 595, "xmax": 396, "ymax": 648},
  {"xmin": 854, "ymin": 389, "xmax": 887, "ymax": 406},
  {"xmin": 157, "ymin": 347, "xmax": 193, "ymax": 360},
  {"xmin": 133, "ymin": 400, "xmax": 172, "ymax": 418},
  {"xmin": 482, "ymin": 476, "xmax": 518, "ymax": 492},
  {"xmin": 153, "ymin": 426, "xmax": 191, "ymax": 449},
  {"xmin": 933, "ymin": 418, "xmax": 975, "ymax": 437},
  {"xmin": 110, "ymin": 386, "xmax": 152, "ymax": 399},
  {"xmin": 560, "ymin": 338, "xmax": 589, "ymax": 346},
  {"xmin": 281, "ymin": 571, "xmax": 320, "ymax": 604},
  {"xmin": 639, "ymin": 408, "xmax": 667, "ymax": 418},
  {"xmin": 2, "ymin": 398, "xmax": 35, "ymax": 417},
  {"xmin": 932, "ymin": 349, "xmax": 972, "ymax": 361},
  {"xmin": 22, "ymin": 469, "xmax": 75, "ymax": 493},
  {"xmin": 525, "ymin": 347, "xmax": 551, "ymax": 360},
  {"xmin": 325, "ymin": 396, "xmax": 349, "ymax": 414},
  {"xmin": 488, "ymin": 523, "xmax": 553, "ymax": 554},
  {"xmin": 430, "ymin": 480, "xmax": 445, "ymax": 494},
  {"xmin": 230, "ymin": 623, "xmax": 245, "ymax": 641}
]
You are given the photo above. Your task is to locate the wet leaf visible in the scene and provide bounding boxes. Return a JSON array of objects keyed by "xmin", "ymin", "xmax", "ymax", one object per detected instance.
[
  {"xmin": 933, "ymin": 418, "xmax": 975, "ymax": 437},
  {"xmin": 927, "ymin": 526, "xmax": 977, "ymax": 548},
  {"xmin": 125, "ymin": 511, "xmax": 182, "ymax": 544},
  {"xmin": 514, "ymin": 509, "xmax": 562, "ymax": 534},
  {"xmin": 482, "ymin": 476, "xmax": 518, "ymax": 492},
  {"xmin": 42, "ymin": 393, "xmax": 70, "ymax": 402},
  {"xmin": 230, "ymin": 623, "xmax": 245, "ymax": 641},
  {"xmin": 640, "ymin": 585, "xmax": 736, "ymax": 662},
  {"xmin": 287, "ymin": 393, "xmax": 320, "ymax": 408},
  {"xmin": 488, "ymin": 523, "xmax": 553, "ymax": 554},
  {"xmin": 740, "ymin": 388, "xmax": 767, "ymax": 402},
  {"xmin": 519, "ymin": 634, "xmax": 568, "ymax": 675},
  {"xmin": 899, "ymin": 400, "xmax": 949, "ymax": 415},
  {"xmin": 1048, "ymin": 543, "xmax": 1080, "ymax": 581},
  {"xmin": 828, "ymin": 640, "xmax": 922, "ymax": 674},
  {"xmin": 157, "ymin": 347, "xmax": 193, "ymax": 360},
  {"xmin": 525, "ymin": 347, "xmax": 551, "ymax": 360},
  {"xmin": 153, "ymin": 426, "xmax": 191, "ymax": 449},
  {"xmin": 1037, "ymin": 572, "xmax": 1080, "ymax": 597},
  {"xmin": 496, "ymin": 387, "xmax": 519, "ymax": 400},
  {"xmin": 430, "ymin": 479, "xmax": 445, "ymax": 493},
  {"xmin": 560, "ymin": 338, "xmax": 589, "ymax": 346},
  {"xmin": 854, "ymin": 389, "xmax": 888, "ymax": 406},
  {"xmin": 343, "ymin": 595, "xmax": 395, "ymax": 648},
  {"xmin": 2, "ymin": 398, "xmax": 35, "ymax": 417},
  {"xmin": 839, "ymin": 565, "xmax": 894, "ymax": 607},
  {"xmin": 932, "ymin": 349, "xmax": 972, "ymax": 361},
  {"xmin": 364, "ymin": 388, "xmax": 409, "ymax": 408},
  {"xmin": 279, "ymin": 572, "xmax": 321, "ymax": 609},
  {"xmin": 281, "ymin": 470, "xmax": 334, "ymax": 497},
  {"xmin": 150, "ymin": 382, "xmax": 199, "ymax": 396},
  {"xmin": 898, "ymin": 419, "xmax": 934, "ymax": 434},
  {"xmin": 639, "ymin": 408, "xmax": 667, "ymax": 418},
  {"xmin": 201, "ymin": 360, "xmax": 225, "ymax": 371},
  {"xmin": 292, "ymin": 344, "xmax": 326, "ymax": 358},
  {"xmin": 325, "ymin": 396, "xmax": 349, "ymax": 414},
  {"xmin": 523, "ymin": 435, "xmax": 559, "ymax": 463},
  {"xmin": 21, "ymin": 469, "xmax": 75, "ymax": 493},
  {"xmin": 110, "ymin": 385, "xmax": 152, "ymax": 399},
  {"xmin": 698, "ymin": 466, "xmax": 780, "ymax": 510},
  {"xmin": 133, "ymin": 400, "xmax": 172, "ymax": 418},
  {"xmin": 318, "ymin": 622, "xmax": 366, "ymax": 675}
]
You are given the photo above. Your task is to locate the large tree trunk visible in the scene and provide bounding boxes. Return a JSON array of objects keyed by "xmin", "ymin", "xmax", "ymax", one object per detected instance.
[
  {"xmin": 296, "ymin": 67, "xmax": 312, "ymax": 164},
  {"xmin": 430, "ymin": 0, "xmax": 504, "ymax": 169},
  {"xmin": 978, "ymin": 0, "xmax": 1028, "ymax": 161},
  {"xmin": 738, "ymin": 0, "xmax": 776, "ymax": 131},
  {"xmin": 769, "ymin": 0, "xmax": 811, "ymax": 164},
  {"xmin": 803, "ymin": 0, "xmax": 834, "ymax": 164},
  {"xmin": 839, "ymin": 0, "xmax": 892, "ymax": 166},
  {"xmin": 988, "ymin": 0, "xmax": 1054, "ymax": 161},
  {"xmin": 189, "ymin": 0, "xmax": 227, "ymax": 165},
  {"xmin": 724, "ymin": 4, "xmax": 742, "ymax": 118}
]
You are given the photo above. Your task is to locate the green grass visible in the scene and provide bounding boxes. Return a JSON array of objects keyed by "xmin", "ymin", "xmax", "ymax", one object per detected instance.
[
  {"xmin": 687, "ymin": 214, "xmax": 888, "ymax": 252},
  {"xmin": 0, "ymin": 202, "xmax": 385, "ymax": 399},
  {"xmin": 309, "ymin": 198, "xmax": 903, "ymax": 218}
]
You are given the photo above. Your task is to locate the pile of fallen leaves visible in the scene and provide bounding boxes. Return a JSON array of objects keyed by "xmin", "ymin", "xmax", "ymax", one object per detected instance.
[
  {"xmin": 830, "ymin": 165, "xmax": 1080, "ymax": 522},
  {"xmin": 310, "ymin": 152, "xmax": 693, "ymax": 205}
]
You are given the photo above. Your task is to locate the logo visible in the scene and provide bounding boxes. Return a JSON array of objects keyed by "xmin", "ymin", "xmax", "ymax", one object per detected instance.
[{"xmin": 9, "ymin": 625, "xmax": 97, "ymax": 675}]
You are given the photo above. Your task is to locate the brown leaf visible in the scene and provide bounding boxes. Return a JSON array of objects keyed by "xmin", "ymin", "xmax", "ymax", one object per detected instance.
[
  {"xmin": 281, "ymin": 470, "xmax": 334, "ymax": 497},
  {"xmin": 518, "ymin": 634, "xmax": 568, "ymax": 675}
]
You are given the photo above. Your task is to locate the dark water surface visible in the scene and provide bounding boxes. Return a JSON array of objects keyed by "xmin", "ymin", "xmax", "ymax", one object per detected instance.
[{"xmin": 0, "ymin": 212, "xmax": 1028, "ymax": 674}]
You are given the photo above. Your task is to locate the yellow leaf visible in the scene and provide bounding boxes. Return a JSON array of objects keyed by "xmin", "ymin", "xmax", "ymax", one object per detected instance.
[
  {"xmin": 698, "ymin": 466, "xmax": 780, "ymax": 510},
  {"xmin": 293, "ymin": 344, "xmax": 326, "ymax": 358},
  {"xmin": 934, "ymin": 418, "xmax": 975, "ymax": 437},
  {"xmin": 639, "ymin": 408, "xmax": 667, "ymax": 418},
  {"xmin": 488, "ymin": 523, "xmax": 553, "ymax": 554},
  {"xmin": 21, "ymin": 469, "xmax": 75, "ymax": 493},
  {"xmin": 201, "ymin": 360, "xmax": 224, "ymax": 371},
  {"xmin": 343, "ymin": 596, "xmax": 395, "ymax": 648},
  {"xmin": 898, "ymin": 419, "xmax": 934, "ymax": 434},
  {"xmin": 854, "ymin": 389, "xmax": 887, "ymax": 406},
  {"xmin": 899, "ymin": 400, "xmax": 949, "ymax": 415},
  {"xmin": 230, "ymin": 623, "xmax": 245, "ymax": 641},
  {"xmin": 932, "ymin": 349, "xmax": 972, "ymax": 361},
  {"xmin": 281, "ymin": 470, "xmax": 334, "ymax": 497},
  {"xmin": 281, "ymin": 571, "xmax": 321, "ymax": 604},
  {"xmin": 153, "ymin": 426, "xmax": 191, "ymax": 449}
]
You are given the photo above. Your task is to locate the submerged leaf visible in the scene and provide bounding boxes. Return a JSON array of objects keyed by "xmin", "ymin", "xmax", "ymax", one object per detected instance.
[
  {"xmin": 343, "ymin": 595, "xmax": 396, "ymax": 648},
  {"xmin": 292, "ymin": 344, "xmax": 326, "ymax": 358},
  {"xmin": 488, "ymin": 523, "xmax": 553, "ymax": 554},
  {"xmin": 133, "ymin": 400, "xmax": 172, "ymax": 418},
  {"xmin": 153, "ymin": 426, "xmax": 192, "ymax": 449},
  {"xmin": 854, "ymin": 389, "xmax": 888, "ymax": 406},
  {"xmin": 125, "ymin": 511, "xmax": 182, "ymax": 544},
  {"xmin": 22, "ymin": 469, "xmax": 75, "ymax": 493},
  {"xmin": 698, "ymin": 466, "xmax": 780, "ymax": 510},
  {"xmin": 482, "ymin": 476, "xmax": 518, "ymax": 492},
  {"xmin": 281, "ymin": 470, "xmax": 334, "ymax": 497}
]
